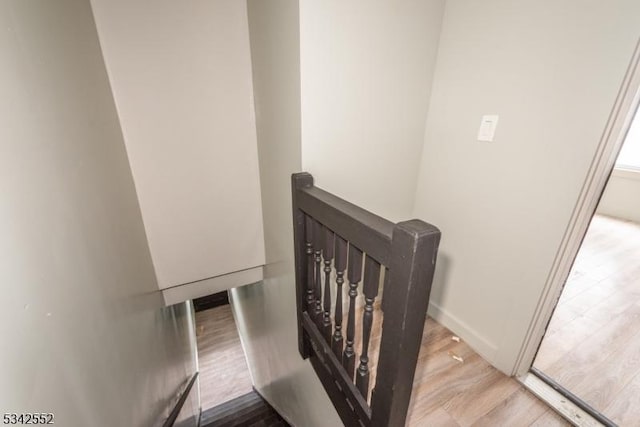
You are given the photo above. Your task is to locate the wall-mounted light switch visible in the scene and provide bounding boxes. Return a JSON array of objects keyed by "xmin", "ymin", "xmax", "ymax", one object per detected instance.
[{"xmin": 478, "ymin": 115, "xmax": 499, "ymax": 142}]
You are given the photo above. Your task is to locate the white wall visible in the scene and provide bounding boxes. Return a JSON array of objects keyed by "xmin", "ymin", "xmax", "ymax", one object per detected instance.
[
  {"xmin": 0, "ymin": 1, "xmax": 198, "ymax": 425},
  {"xmin": 230, "ymin": 1, "xmax": 342, "ymax": 426},
  {"xmin": 232, "ymin": 5, "xmax": 444, "ymax": 425},
  {"xmin": 597, "ymin": 169, "xmax": 640, "ymax": 223},
  {"xmin": 412, "ymin": 0, "xmax": 640, "ymax": 373},
  {"xmin": 300, "ymin": 0, "xmax": 446, "ymax": 222},
  {"xmin": 597, "ymin": 110, "xmax": 640, "ymax": 222},
  {"xmin": 90, "ymin": 0, "xmax": 265, "ymax": 292}
]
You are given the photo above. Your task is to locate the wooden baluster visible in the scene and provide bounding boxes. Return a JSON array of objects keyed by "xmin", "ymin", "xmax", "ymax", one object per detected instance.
[
  {"xmin": 322, "ymin": 227, "xmax": 335, "ymax": 342},
  {"xmin": 356, "ymin": 255, "xmax": 381, "ymax": 400},
  {"xmin": 305, "ymin": 215, "xmax": 315, "ymax": 313},
  {"xmin": 313, "ymin": 219, "xmax": 323, "ymax": 328},
  {"xmin": 332, "ymin": 236, "xmax": 347, "ymax": 358},
  {"xmin": 343, "ymin": 244, "xmax": 363, "ymax": 379}
]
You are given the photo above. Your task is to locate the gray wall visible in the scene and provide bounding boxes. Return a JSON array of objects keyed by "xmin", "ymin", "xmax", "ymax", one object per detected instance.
[
  {"xmin": 300, "ymin": 0, "xmax": 446, "ymax": 222},
  {"xmin": 0, "ymin": 1, "xmax": 198, "ymax": 425},
  {"xmin": 412, "ymin": 0, "xmax": 640, "ymax": 373},
  {"xmin": 597, "ymin": 169, "xmax": 640, "ymax": 223},
  {"xmin": 230, "ymin": 1, "xmax": 342, "ymax": 426},
  {"xmin": 90, "ymin": 0, "xmax": 266, "ymax": 294},
  {"xmin": 252, "ymin": 0, "xmax": 640, "ymax": 384},
  {"xmin": 597, "ymin": 112, "xmax": 640, "ymax": 223}
]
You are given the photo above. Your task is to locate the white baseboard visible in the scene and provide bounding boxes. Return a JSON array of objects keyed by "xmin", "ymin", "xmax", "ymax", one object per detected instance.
[{"xmin": 427, "ymin": 301, "xmax": 499, "ymax": 369}]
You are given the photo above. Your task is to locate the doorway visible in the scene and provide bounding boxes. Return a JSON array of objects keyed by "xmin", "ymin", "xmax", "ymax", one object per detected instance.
[
  {"xmin": 193, "ymin": 291, "xmax": 253, "ymax": 410},
  {"xmin": 515, "ymin": 39, "xmax": 640, "ymax": 426},
  {"xmin": 528, "ymin": 91, "xmax": 640, "ymax": 425}
]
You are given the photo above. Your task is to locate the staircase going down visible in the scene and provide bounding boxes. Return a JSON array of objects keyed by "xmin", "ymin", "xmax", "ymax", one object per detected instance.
[{"xmin": 200, "ymin": 390, "xmax": 289, "ymax": 427}]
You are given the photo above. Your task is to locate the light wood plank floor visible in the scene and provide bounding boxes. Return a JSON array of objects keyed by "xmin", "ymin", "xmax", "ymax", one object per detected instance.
[
  {"xmin": 403, "ymin": 317, "xmax": 566, "ymax": 426},
  {"xmin": 197, "ymin": 304, "xmax": 565, "ymax": 425},
  {"xmin": 533, "ymin": 214, "xmax": 640, "ymax": 425},
  {"xmin": 195, "ymin": 304, "xmax": 253, "ymax": 410}
]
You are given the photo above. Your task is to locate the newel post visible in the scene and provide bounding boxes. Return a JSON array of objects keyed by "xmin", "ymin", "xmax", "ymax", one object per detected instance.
[
  {"xmin": 370, "ymin": 220, "xmax": 440, "ymax": 427},
  {"xmin": 292, "ymin": 172, "xmax": 314, "ymax": 359}
]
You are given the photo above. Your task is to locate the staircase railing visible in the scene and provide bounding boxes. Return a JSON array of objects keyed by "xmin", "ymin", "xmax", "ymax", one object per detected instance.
[{"xmin": 292, "ymin": 173, "xmax": 441, "ymax": 427}]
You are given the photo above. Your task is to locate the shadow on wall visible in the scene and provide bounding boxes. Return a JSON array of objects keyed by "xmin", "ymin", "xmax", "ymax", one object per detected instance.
[{"xmin": 230, "ymin": 258, "xmax": 342, "ymax": 426}]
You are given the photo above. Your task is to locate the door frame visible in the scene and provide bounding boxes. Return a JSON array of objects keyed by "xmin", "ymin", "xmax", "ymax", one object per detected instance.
[{"xmin": 514, "ymin": 38, "xmax": 640, "ymax": 377}]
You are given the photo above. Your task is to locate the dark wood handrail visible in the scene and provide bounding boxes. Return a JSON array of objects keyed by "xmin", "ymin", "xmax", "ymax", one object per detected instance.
[
  {"xmin": 162, "ymin": 372, "xmax": 199, "ymax": 427},
  {"xmin": 296, "ymin": 185, "xmax": 394, "ymax": 265}
]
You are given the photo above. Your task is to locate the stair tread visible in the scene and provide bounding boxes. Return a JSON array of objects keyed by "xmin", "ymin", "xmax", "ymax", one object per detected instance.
[
  {"xmin": 263, "ymin": 413, "xmax": 288, "ymax": 427},
  {"xmin": 200, "ymin": 391, "xmax": 288, "ymax": 427},
  {"xmin": 201, "ymin": 392, "xmax": 263, "ymax": 424},
  {"xmin": 220, "ymin": 401, "xmax": 272, "ymax": 426},
  {"xmin": 210, "ymin": 399, "xmax": 265, "ymax": 423},
  {"xmin": 254, "ymin": 409, "xmax": 288, "ymax": 427}
]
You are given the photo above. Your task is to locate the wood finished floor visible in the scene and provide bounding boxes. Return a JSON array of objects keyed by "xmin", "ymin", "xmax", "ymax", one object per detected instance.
[
  {"xmin": 402, "ymin": 317, "xmax": 566, "ymax": 426},
  {"xmin": 195, "ymin": 304, "xmax": 253, "ymax": 410},
  {"xmin": 197, "ymin": 304, "xmax": 565, "ymax": 426},
  {"xmin": 533, "ymin": 214, "xmax": 640, "ymax": 425}
]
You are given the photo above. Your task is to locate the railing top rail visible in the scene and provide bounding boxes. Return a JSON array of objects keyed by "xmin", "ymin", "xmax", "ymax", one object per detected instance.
[{"xmin": 295, "ymin": 183, "xmax": 394, "ymax": 265}]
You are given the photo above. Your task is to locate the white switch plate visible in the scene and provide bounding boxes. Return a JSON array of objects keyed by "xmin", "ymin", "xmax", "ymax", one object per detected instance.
[{"xmin": 478, "ymin": 115, "xmax": 499, "ymax": 142}]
